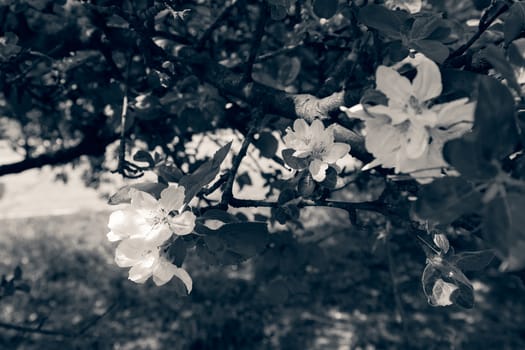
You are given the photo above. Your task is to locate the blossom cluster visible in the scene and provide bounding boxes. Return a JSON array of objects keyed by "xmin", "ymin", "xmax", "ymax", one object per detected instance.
[
  {"xmin": 283, "ymin": 119, "xmax": 350, "ymax": 182},
  {"xmin": 342, "ymin": 54, "xmax": 476, "ymax": 183},
  {"xmin": 107, "ymin": 185, "xmax": 196, "ymax": 291}
]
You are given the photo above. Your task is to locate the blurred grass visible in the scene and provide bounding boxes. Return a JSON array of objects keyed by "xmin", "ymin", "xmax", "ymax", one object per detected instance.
[{"xmin": 0, "ymin": 211, "xmax": 524, "ymax": 349}]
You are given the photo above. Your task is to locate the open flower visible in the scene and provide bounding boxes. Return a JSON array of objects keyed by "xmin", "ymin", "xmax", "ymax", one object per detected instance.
[
  {"xmin": 115, "ymin": 237, "xmax": 192, "ymax": 291},
  {"xmin": 342, "ymin": 54, "xmax": 475, "ymax": 183},
  {"xmin": 107, "ymin": 185, "xmax": 196, "ymax": 244},
  {"xmin": 283, "ymin": 119, "xmax": 350, "ymax": 182}
]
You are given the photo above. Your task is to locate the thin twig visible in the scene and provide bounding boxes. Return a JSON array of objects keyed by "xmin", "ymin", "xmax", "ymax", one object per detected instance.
[
  {"xmin": 76, "ymin": 302, "xmax": 119, "ymax": 336},
  {"xmin": 244, "ymin": 1, "xmax": 268, "ymax": 81},
  {"xmin": 255, "ymin": 43, "xmax": 303, "ymax": 63},
  {"xmin": 445, "ymin": 2, "xmax": 509, "ymax": 64},
  {"xmin": 116, "ymin": 54, "xmax": 133, "ymax": 177},
  {"xmin": 197, "ymin": 0, "xmax": 241, "ymax": 49},
  {"xmin": 220, "ymin": 125, "xmax": 257, "ymax": 207},
  {"xmin": 0, "ymin": 301, "xmax": 118, "ymax": 338},
  {"xmin": 385, "ymin": 221, "xmax": 410, "ymax": 348},
  {"xmin": 0, "ymin": 321, "xmax": 74, "ymax": 337},
  {"xmin": 228, "ymin": 196, "xmax": 387, "ymax": 214}
]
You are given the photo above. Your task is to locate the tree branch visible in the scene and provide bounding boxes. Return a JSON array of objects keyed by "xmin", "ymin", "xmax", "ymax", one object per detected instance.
[
  {"xmin": 197, "ymin": 0, "xmax": 242, "ymax": 49},
  {"xmin": 445, "ymin": 2, "xmax": 509, "ymax": 65},
  {"xmin": 174, "ymin": 47, "xmax": 371, "ymax": 162},
  {"xmin": 229, "ymin": 196, "xmax": 387, "ymax": 215},
  {"xmin": 244, "ymin": 1, "xmax": 268, "ymax": 81},
  {"xmin": 0, "ymin": 134, "xmax": 118, "ymax": 177}
]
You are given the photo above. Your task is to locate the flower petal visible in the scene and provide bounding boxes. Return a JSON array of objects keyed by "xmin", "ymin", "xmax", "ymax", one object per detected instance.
[
  {"xmin": 375, "ymin": 66, "xmax": 412, "ymax": 105},
  {"xmin": 340, "ymin": 104, "xmax": 369, "ymax": 120},
  {"xmin": 169, "ymin": 210, "xmax": 196, "ymax": 236},
  {"xmin": 309, "ymin": 159, "xmax": 329, "ymax": 182},
  {"xmin": 364, "ymin": 121, "xmax": 403, "ymax": 169},
  {"xmin": 412, "ymin": 56, "xmax": 443, "ymax": 102},
  {"xmin": 128, "ymin": 261, "xmax": 154, "ymax": 284},
  {"xmin": 293, "ymin": 118, "xmax": 308, "ymax": 136},
  {"xmin": 435, "ymin": 98, "xmax": 475, "ymax": 127},
  {"xmin": 152, "ymin": 258, "xmax": 177, "ymax": 286},
  {"xmin": 431, "ymin": 278, "xmax": 458, "ymax": 306},
  {"xmin": 159, "ymin": 185, "xmax": 185, "ymax": 213},
  {"xmin": 107, "ymin": 209, "xmax": 149, "ymax": 241},
  {"xmin": 173, "ymin": 267, "xmax": 193, "ymax": 293},
  {"xmin": 310, "ymin": 119, "xmax": 325, "ymax": 135},
  {"xmin": 405, "ymin": 124, "xmax": 429, "ymax": 159},
  {"xmin": 367, "ymin": 105, "xmax": 409, "ymax": 125},
  {"xmin": 153, "ymin": 259, "xmax": 193, "ymax": 292},
  {"xmin": 130, "ymin": 189, "xmax": 160, "ymax": 218},
  {"xmin": 115, "ymin": 238, "xmax": 158, "ymax": 268},
  {"xmin": 323, "ymin": 143, "xmax": 350, "ymax": 163}
]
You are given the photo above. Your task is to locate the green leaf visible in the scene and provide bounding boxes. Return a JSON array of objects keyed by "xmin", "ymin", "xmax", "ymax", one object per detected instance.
[
  {"xmin": 282, "ymin": 149, "xmax": 310, "ymax": 169},
  {"xmin": 320, "ymin": 166, "xmax": 337, "ymax": 190},
  {"xmin": 298, "ymin": 173, "xmax": 316, "ymax": 196},
  {"xmin": 313, "ymin": 0, "xmax": 338, "ymax": 19},
  {"xmin": 278, "ymin": 188, "xmax": 298, "ymax": 205},
  {"xmin": 481, "ymin": 44, "xmax": 521, "ymax": 93},
  {"xmin": 358, "ymin": 5, "xmax": 407, "ymax": 38},
  {"xmin": 414, "ymin": 177, "xmax": 483, "ymax": 224},
  {"xmin": 410, "ymin": 39, "xmax": 449, "ymax": 63},
  {"xmin": 179, "ymin": 142, "xmax": 232, "ymax": 203},
  {"xmin": 410, "ymin": 15, "xmax": 447, "ymax": 41},
  {"xmin": 443, "ymin": 137, "xmax": 499, "ymax": 180},
  {"xmin": 483, "ymin": 192, "xmax": 525, "ymax": 271},
  {"xmin": 504, "ymin": 2, "xmax": 525, "ymax": 46},
  {"xmin": 450, "ymin": 281, "xmax": 474, "ymax": 309},
  {"xmin": 107, "ymin": 182, "xmax": 168, "ymax": 205},
  {"xmin": 440, "ymin": 68, "xmax": 482, "ymax": 98},
  {"xmin": 197, "ymin": 222, "xmax": 269, "ymax": 265},
  {"xmin": 508, "ymin": 38, "xmax": 525, "ymax": 67},
  {"xmin": 277, "ymin": 56, "xmax": 302, "ymax": 85},
  {"xmin": 453, "ymin": 250, "xmax": 495, "ymax": 271},
  {"xmin": 200, "ymin": 209, "xmax": 240, "ymax": 223},
  {"xmin": 133, "ymin": 150, "xmax": 155, "ymax": 167},
  {"xmin": 167, "ymin": 238, "xmax": 187, "ymax": 267},
  {"xmin": 154, "ymin": 163, "xmax": 184, "ymax": 183},
  {"xmin": 472, "ymin": 76, "xmax": 518, "ymax": 159},
  {"xmin": 218, "ymin": 222, "xmax": 269, "ymax": 257},
  {"xmin": 254, "ymin": 132, "xmax": 278, "ymax": 158}
]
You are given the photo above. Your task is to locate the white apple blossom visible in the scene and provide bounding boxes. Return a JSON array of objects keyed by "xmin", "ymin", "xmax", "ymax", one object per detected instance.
[
  {"xmin": 342, "ymin": 54, "xmax": 475, "ymax": 183},
  {"xmin": 107, "ymin": 185, "xmax": 196, "ymax": 244},
  {"xmin": 283, "ymin": 118, "xmax": 350, "ymax": 182},
  {"xmin": 115, "ymin": 237, "xmax": 192, "ymax": 290},
  {"xmin": 107, "ymin": 184, "xmax": 196, "ymax": 290}
]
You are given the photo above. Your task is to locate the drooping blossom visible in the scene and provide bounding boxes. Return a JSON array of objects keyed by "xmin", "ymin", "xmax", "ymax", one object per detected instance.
[
  {"xmin": 115, "ymin": 237, "xmax": 192, "ymax": 290},
  {"xmin": 430, "ymin": 278, "xmax": 458, "ymax": 306},
  {"xmin": 342, "ymin": 54, "xmax": 475, "ymax": 183},
  {"xmin": 107, "ymin": 185, "xmax": 196, "ymax": 291},
  {"xmin": 283, "ymin": 119, "xmax": 350, "ymax": 182}
]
